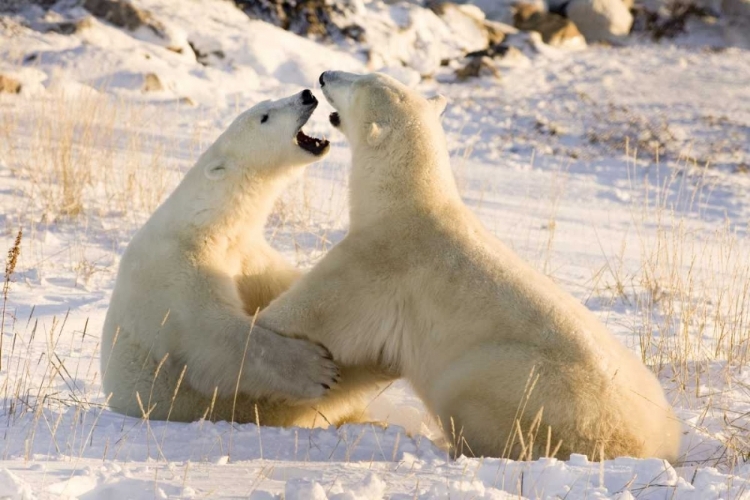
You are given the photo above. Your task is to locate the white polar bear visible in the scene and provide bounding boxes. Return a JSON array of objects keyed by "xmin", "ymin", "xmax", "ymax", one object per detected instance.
[
  {"xmin": 101, "ymin": 90, "xmax": 384, "ymax": 426},
  {"xmin": 249, "ymin": 72, "xmax": 682, "ymax": 461}
]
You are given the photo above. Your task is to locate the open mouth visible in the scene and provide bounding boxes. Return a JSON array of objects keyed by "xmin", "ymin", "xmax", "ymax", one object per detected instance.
[
  {"xmin": 295, "ymin": 129, "xmax": 330, "ymax": 156},
  {"xmin": 329, "ymin": 112, "xmax": 341, "ymax": 127}
]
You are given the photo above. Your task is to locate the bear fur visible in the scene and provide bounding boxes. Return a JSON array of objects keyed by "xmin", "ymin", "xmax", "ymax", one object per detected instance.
[
  {"xmin": 249, "ymin": 72, "xmax": 682, "ymax": 461},
  {"xmin": 101, "ymin": 90, "xmax": 383, "ymax": 426}
]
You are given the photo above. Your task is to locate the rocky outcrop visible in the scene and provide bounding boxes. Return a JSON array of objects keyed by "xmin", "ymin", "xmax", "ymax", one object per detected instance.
[
  {"xmin": 82, "ymin": 0, "xmax": 189, "ymax": 54},
  {"xmin": 513, "ymin": 3, "xmax": 586, "ymax": 48},
  {"xmin": 451, "ymin": 0, "xmax": 544, "ymax": 24},
  {"xmin": 233, "ymin": 0, "xmax": 363, "ymax": 41},
  {"xmin": 429, "ymin": 2, "xmax": 491, "ymax": 49},
  {"xmin": 364, "ymin": 1, "xmax": 496, "ymax": 77},
  {"xmin": 35, "ymin": 16, "xmax": 94, "ymax": 35},
  {"xmin": 83, "ymin": 0, "xmax": 167, "ymax": 37},
  {"xmin": 562, "ymin": 0, "xmax": 633, "ymax": 43},
  {"xmin": 631, "ymin": 2, "xmax": 716, "ymax": 41}
]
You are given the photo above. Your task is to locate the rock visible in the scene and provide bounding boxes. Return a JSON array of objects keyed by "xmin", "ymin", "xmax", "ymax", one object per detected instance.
[
  {"xmin": 484, "ymin": 19, "xmax": 517, "ymax": 44},
  {"xmin": 455, "ymin": 55, "xmax": 499, "ymax": 80},
  {"xmin": 451, "ymin": 0, "xmax": 544, "ymax": 24},
  {"xmin": 36, "ymin": 16, "xmax": 94, "ymax": 35},
  {"xmin": 564, "ymin": 0, "xmax": 633, "ymax": 43},
  {"xmin": 513, "ymin": 3, "xmax": 586, "ymax": 48},
  {"xmin": 365, "ymin": 2, "xmax": 473, "ymax": 77},
  {"xmin": 466, "ymin": 43, "xmax": 509, "ymax": 58},
  {"xmin": 83, "ymin": 0, "xmax": 187, "ymax": 52},
  {"xmin": 467, "ymin": 42, "xmax": 530, "ymax": 66},
  {"xmin": 188, "ymin": 38, "xmax": 226, "ymax": 67},
  {"xmin": 83, "ymin": 0, "xmax": 166, "ymax": 37},
  {"xmin": 631, "ymin": 2, "xmax": 714, "ymax": 41},
  {"xmin": 0, "ymin": 74, "xmax": 22, "ymax": 94},
  {"xmin": 142, "ymin": 73, "xmax": 163, "ymax": 92},
  {"xmin": 514, "ymin": 3, "xmax": 544, "ymax": 21},
  {"xmin": 429, "ymin": 2, "xmax": 491, "ymax": 52},
  {"xmin": 464, "ymin": 32, "xmax": 531, "ymax": 67},
  {"xmin": 233, "ymin": 0, "xmax": 363, "ymax": 41},
  {"xmin": 495, "ymin": 44, "xmax": 530, "ymax": 66}
]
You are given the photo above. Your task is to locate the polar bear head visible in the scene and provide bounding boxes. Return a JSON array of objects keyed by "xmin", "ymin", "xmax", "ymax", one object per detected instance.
[
  {"xmin": 318, "ymin": 71, "xmax": 456, "ymax": 229},
  {"xmin": 201, "ymin": 89, "xmax": 330, "ymax": 181},
  {"xmin": 318, "ymin": 71, "xmax": 446, "ymax": 150},
  {"xmin": 169, "ymin": 90, "xmax": 331, "ymax": 232}
]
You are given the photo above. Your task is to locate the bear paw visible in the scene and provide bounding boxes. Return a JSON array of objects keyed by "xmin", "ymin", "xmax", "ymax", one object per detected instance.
[{"xmin": 249, "ymin": 328, "xmax": 340, "ymax": 401}]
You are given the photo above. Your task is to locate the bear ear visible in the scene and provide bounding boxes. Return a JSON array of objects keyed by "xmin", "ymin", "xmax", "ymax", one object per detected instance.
[
  {"xmin": 427, "ymin": 94, "xmax": 448, "ymax": 117},
  {"xmin": 366, "ymin": 122, "xmax": 391, "ymax": 147},
  {"xmin": 204, "ymin": 160, "xmax": 227, "ymax": 180}
]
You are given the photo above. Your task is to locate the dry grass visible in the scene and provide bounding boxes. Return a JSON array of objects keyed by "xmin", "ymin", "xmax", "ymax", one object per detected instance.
[
  {"xmin": 0, "ymin": 90, "xmax": 189, "ymax": 460},
  {"xmin": 0, "ymin": 89, "xmax": 748, "ymax": 497},
  {"xmin": 0, "ymin": 228, "xmax": 22, "ymax": 371},
  {"xmin": 0, "ymin": 88, "xmax": 179, "ymax": 225},
  {"xmin": 0, "ymin": 89, "xmax": 186, "ymax": 289},
  {"xmin": 584, "ymin": 149, "xmax": 750, "ymax": 468}
]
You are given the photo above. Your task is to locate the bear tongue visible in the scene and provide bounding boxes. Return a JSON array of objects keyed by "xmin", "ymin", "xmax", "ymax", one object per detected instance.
[
  {"xmin": 296, "ymin": 130, "xmax": 308, "ymax": 143},
  {"xmin": 296, "ymin": 130, "xmax": 329, "ymax": 155}
]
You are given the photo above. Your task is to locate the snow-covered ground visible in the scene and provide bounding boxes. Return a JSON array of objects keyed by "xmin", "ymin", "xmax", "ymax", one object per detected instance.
[{"xmin": 1, "ymin": 0, "xmax": 750, "ymax": 497}]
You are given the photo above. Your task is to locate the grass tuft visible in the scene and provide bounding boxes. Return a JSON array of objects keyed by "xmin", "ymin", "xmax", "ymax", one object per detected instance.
[{"xmin": 1, "ymin": 227, "xmax": 22, "ymax": 371}]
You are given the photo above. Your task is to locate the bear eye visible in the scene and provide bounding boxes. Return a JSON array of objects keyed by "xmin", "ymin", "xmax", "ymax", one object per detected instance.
[{"xmin": 261, "ymin": 114, "xmax": 269, "ymax": 124}]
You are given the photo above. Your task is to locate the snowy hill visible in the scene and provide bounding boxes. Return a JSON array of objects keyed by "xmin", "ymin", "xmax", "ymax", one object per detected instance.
[{"xmin": 1, "ymin": 0, "xmax": 750, "ymax": 497}]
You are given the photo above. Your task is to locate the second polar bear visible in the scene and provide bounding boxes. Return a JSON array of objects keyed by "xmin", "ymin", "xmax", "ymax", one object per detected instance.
[
  {"xmin": 250, "ymin": 72, "xmax": 682, "ymax": 461},
  {"xmin": 101, "ymin": 90, "xmax": 387, "ymax": 426}
]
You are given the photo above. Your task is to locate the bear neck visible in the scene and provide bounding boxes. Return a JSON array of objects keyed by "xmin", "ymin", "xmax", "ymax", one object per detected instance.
[
  {"xmin": 166, "ymin": 164, "xmax": 296, "ymax": 249},
  {"xmin": 348, "ymin": 124, "xmax": 462, "ymax": 231}
]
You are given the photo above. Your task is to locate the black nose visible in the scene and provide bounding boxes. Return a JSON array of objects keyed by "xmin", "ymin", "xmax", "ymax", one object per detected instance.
[
  {"xmin": 301, "ymin": 89, "xmax": 316, "ymax": 105},
  {"xmin": 319, "ymin": 72, "xmax": 326, "ymax": 87}
]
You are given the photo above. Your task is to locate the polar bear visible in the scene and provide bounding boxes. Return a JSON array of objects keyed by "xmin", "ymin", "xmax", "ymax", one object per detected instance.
[
  {"xmin": 101, "ymin": 90, "xmax": 384, "ymax": 426},
  {"xmin": 248, "ymin": 72, "xmax": 682, "ymax": 461}
]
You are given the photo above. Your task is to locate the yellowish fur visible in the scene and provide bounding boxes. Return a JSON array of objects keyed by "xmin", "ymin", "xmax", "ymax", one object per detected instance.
[
  {"xmin": 101, "ymin": 91, "xmax": 384, "ymax": 426},
  {"xmin": 252, "ymin": 72, "xmax": 681, "ymax": 460}
]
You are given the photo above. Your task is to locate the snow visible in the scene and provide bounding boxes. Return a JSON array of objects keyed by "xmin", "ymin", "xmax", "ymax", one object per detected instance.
[{"xmin": 1, "ymin": 0, "xmax": 750, "ymax": 497}]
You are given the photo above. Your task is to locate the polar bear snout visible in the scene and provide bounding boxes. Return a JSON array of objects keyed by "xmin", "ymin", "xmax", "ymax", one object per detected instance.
[
  {"xmin": 319, "ymin": 71, "xmax": 360, "ymax": 129},
  {"xmin": 318, "ymin": 71, "xmax": 340, "ymax": 87},
  {"xmin": 292, "ymin": 90, "xmax": 330, "ymax": 157},
  {"xmin": 300, "ymin": 89, "xmax": 317, "ymax": 106},
  {"xmin": 294, "ymin": 90, "xmax": 317, "ymax": 128},
  {"xmin": 319, "ymin": 71, "xmax": 360, "ymax": 100},
  {"xmin": 319, "ymin": 70, "xmax": 361, "ymax": 86}
]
